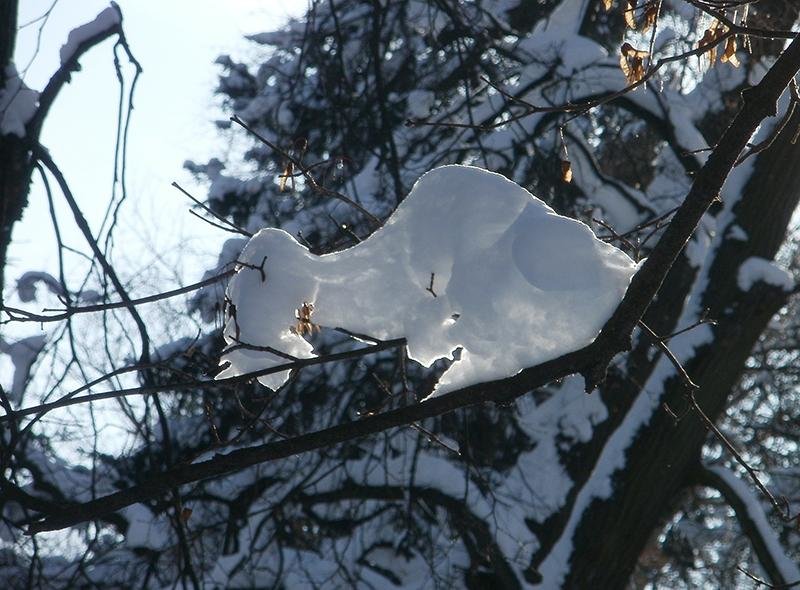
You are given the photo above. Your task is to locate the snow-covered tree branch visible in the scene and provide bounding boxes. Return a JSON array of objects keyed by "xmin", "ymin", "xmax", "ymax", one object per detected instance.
[
  {"xmin": 3, "ymin": 1, "xmax": 800, "ymax": 588},
  {"xmin": 693, "ymin": 464, "xmax": 800, "ymax": 588}
]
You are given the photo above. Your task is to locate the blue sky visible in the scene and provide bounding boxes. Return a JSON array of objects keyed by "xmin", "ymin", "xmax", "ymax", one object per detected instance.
[{"xmin": 9, "ymin": 0, "xmax": 304, "ymax": 294}]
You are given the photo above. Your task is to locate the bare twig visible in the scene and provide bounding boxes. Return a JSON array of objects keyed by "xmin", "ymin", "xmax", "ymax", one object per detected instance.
[
  {"xmin": 408, "ymin": 30, "xmax": 758, "ymax": 134},
  {"xmin": 638, "ymin": 320, "xmax": 699, "ymax": 389},
  {"xmin": 736, "ymin": 566, "xmax": 800, "ymax": 589},
  {"xmin": 230, "ymin": 115, "xmax": 382, "ymax": 228},
  {"xmin": 2, "ymin": 338, "xmax": 408, "ymax": 423},
  {"xmin": 172, "ymin": 181, "xmax": 252, "ymax": 237},
  {"xmin": 426, "ymin": 273, "xmax": 437, "ymax": 298},
  {"xmin": 690, "ymin": 389, "xmax": 793, "ymax": 522},
  {"xmin": 2, "ymin": 269, "xmax": 235, "ymax": 323}
]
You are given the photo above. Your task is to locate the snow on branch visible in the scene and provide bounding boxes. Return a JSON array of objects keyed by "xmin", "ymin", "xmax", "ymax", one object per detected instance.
[
  {"xmin": 58, "ymin": 5, "xmax": 122, "ymax": 66},
  {"xmin": 218, "ymin": 165, "xmax": 637, "ymax": 396},
  {"xmin": 738, "ymin": 257, "xmax": 795, "ymax": 292},
  {"xmin": 0, "ymin": 64, "xmax": 38, "ymax": 137},
  {"xmin": 696, "ymin": 464, "xmax": 800, "ymax": 588},
  {"xmin": 0, "ymin": 334, "xmax": 45, "ymax": 404},
  {"xmin": 15, "ymin": 271, "xmax": 64, "ymax": 302},
  {"xmin": 31, "ymin": 3, "xmax": 137, "ymax": 139}
]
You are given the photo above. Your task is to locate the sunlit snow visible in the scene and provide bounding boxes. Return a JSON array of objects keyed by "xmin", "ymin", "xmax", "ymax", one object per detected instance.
[{"xmin": 218, "ymin": 165, "xmax": 637, "ymax": 396}]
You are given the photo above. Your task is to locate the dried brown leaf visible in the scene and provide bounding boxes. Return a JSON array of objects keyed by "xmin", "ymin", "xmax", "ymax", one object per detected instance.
[
  {"xmin": 641, "ymin": 3, "xmax": 658, "ymax": 32},
  {"xmin": 602, "ymin": 0, "xmax": 613, "ymax": 10},
  {"xmin": 561, "ymin": 160, "xmax": 573, "ymax": 183},
  {"xmin": 293, "ymin": 302, "xmax": 319, "ymax": 336},
  {"xmin": 619, "ymin": 42, "xmax": 649, "ymax": 84},
  {"xmin": 279, "ymin": 161, "xmax": 294, "ymax": 192},
  {"xmin": 721, "ymin": 36, "xmax": 740, "ymax": 68},
  {"xmin": 697, "ymin": 20, "xmax": 727, "ymax": 69},
  {"xmin": 624, "ymin": 0, "xmax": 637, "ymax": 29},
  {"xmin": 698, "ymin": 28, "xmax": 717, "ymax": 68}
]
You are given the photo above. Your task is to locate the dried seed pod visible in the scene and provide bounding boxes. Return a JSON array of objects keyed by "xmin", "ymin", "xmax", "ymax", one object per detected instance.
[{"xmin": 620, "ymin": 42, "xmax": 648, "ymax": 84}]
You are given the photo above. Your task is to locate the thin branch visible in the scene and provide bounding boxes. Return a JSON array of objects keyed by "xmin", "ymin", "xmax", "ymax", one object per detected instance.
[
  {"xmin": 736, "ymin": 567, "xmax": 800, "ymax": 589},
  {"xmin": 187, "ymin": 209, "xmax": 245, "ymax": 235},
  {"xmin": 34, "ymin": 145, "xmax": 152, "ymax": 367},
  {"xmin": 408, "ymin": 31, "xmax": 753, "ymax": 133},
  {"xmin": 689, "ymin": 390, "xmax": 791, "ymax": 522},
  {"xmin": 172, "ymin": 181, "xmax": 252, "ymax": 237},
  {"xmin": 30, "ymin": 5, "xmax": 136, "ymax": 140},
  {"xmin": 641, "ymin": 319, "xmax": 793, "ymax": 524},
  {"xmin": 593, "ymin": 217, "xmax": 638, "ymax": 256},
  {"xmin": 2, "ymin": 269, "xmax": 234, "ymax": 323},
  {"xmin": 684, "ymin": 0, "xmax": 797, "ymax": 41},
  {"xmin": 2, "ymin": 338, "xmax": 408, "ymax": 423},
  {"xmin": 735, "ymin": 78, "xmax": 800, "ymax": 166},
  {"xmin": 230, "ymin": 115, "xmax": 382, "ymax": 228},
  {"xmin": 638, "ymin": 320, "xmax": 699, "ymax": 388}
]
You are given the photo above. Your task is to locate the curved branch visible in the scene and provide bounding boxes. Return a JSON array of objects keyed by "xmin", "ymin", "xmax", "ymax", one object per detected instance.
[
  {"xmin": 692, "ymin": 464, "xmax": 800, "ymax": 588},
  {"xmin": 29, "ymin": 4, "xmax": 136, "ymax": 140},
  {"xmin": 25, "ymin": 344, "xmax": 590, "ymax": 533}
]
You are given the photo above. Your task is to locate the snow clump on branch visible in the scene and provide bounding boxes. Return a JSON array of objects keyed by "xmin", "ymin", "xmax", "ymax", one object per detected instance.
[
  {"xmin": 58, "ymin": 4, "xmax": 121, "ymax": 65},
  {"xmin": 217, "ymin": 165, "xmax": 637, "ymax": 396}
]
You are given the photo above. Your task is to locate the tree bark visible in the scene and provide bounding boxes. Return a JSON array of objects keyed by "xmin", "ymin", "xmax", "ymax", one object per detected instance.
[{"xmin": 0, "ymin": 1, "xmax": 34, "ymax": 306}]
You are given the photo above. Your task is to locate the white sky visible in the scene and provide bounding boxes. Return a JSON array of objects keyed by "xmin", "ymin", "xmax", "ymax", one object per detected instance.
[{"xmin": 8, "ymin": 0, "xmax": 305, "ymax": 296}]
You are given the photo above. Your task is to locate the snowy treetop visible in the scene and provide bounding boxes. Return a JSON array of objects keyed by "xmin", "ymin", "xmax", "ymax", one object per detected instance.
[{"xmin": 218, "ymin": 165, "xmax": 637, "ymax": 396}]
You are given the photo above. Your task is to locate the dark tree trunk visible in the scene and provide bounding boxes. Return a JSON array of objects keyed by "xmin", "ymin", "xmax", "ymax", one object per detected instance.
[
  {"xmin": 560, "ymin": 110, "xmax": 800, "ymax": 589},
  {"xmin": 0, "ymin": 1, "xmax": 35, "ymax": 305}
]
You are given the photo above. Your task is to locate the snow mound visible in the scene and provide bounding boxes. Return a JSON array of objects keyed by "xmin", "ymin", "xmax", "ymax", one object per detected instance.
[{"xmin": 218, "ymin": 165, "xmax": 636, "ymax": 396}]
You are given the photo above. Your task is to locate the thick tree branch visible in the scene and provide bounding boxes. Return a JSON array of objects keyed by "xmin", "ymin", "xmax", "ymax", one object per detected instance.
[
  {"xmin": 0, "ymin": 1, "xmax": 17, "ymax": 69},
  {"xmin": 26, "ymin": 345, "xmax": 590, "ymax": 533},
  {"xmin": 583, "ymin": 32, "xmax": 800, "ymax": 388}
]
